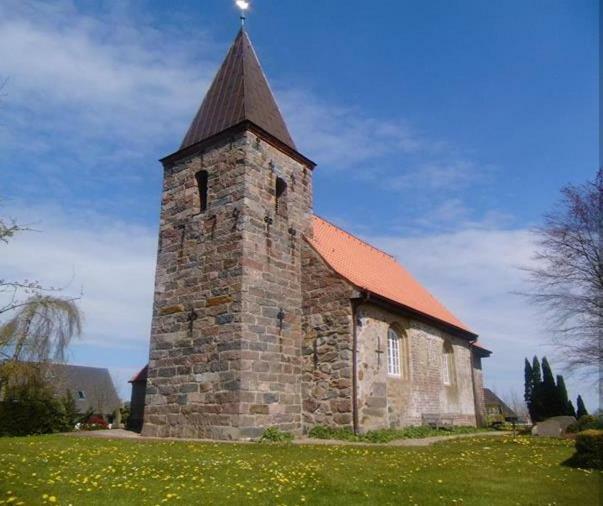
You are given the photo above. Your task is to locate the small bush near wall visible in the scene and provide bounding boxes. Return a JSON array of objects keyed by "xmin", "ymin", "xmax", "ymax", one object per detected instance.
[
  {"xmin": 259, "ymin": 427, "xmax": 294, "ymax": 442},
  {"xmin": 564, "ymin": 430, "xmax": 603, "ymax": 470},
  {"xmin": 308, "ymin": 425, "xmax": 488, "ymax": 444}
]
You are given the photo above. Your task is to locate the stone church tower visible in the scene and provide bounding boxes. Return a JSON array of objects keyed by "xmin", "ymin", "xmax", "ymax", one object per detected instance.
[{"xmin": 142, "ymin": 29, "xmax": 315, "ymax": 439}]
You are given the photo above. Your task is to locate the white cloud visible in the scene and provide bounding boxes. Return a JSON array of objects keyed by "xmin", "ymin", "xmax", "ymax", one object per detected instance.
[
  {"xmin": 389, "ymin": 160, "xmax": 489, "ymax": 191},
  {"xmin": 279, "ymin": 88, "xmax": 423, "ymax": 169},
  {"xmin": 0, "ymin": 0, "xmax": 214, "ymax": 153},
  {"xmin": 1, "ymin": 204, "xmax": 157, "ymax": 350}
]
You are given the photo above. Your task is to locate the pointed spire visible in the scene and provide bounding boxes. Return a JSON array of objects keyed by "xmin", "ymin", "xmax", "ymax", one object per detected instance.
[{"xmin": 180, "ymin": 29, "xmax": 296, "ymax": 151}]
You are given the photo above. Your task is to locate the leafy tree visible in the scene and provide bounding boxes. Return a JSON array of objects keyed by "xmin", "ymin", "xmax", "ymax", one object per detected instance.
[
  {"xmin": 524, "ymin": 170, "xmax": 602, "ymax": 374},
  {"xmin": 0, "ymin": 209, "xmax": 82, "ymax": 398},
  {"xmin": 576, "ymin": 395, "xmax": 589, "ymax": 418}
]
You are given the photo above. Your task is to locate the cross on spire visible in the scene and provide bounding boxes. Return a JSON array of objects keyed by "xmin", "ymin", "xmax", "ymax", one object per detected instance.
[{"xmin": 235, "ymin": 1, "xmax": 250, "ymax": 27}]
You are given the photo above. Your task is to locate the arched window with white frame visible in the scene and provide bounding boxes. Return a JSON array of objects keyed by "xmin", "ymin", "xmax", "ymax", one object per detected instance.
[
  {"xmin": 388, "ymin": 325, "xmax": 410, "ymax": 379},
  {"xmin": 387, "ymin": 325, "xmax": 410, "ymax": 378},
  {"xmin": 387, "ymin": 327, "xmax": 400, "ymax": 376}
]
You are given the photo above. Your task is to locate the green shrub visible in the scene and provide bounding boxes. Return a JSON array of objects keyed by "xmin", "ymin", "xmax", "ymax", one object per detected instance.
[
  {"xmin": 259, "ymin": 427, "xmax": 294, "ymax": 443},
  {"xmin": 567, "ymin": 415, "xmax": 603, "ymax": 434},
  {"xmin": 0, "ymin": 397, "xmax": 70, "ymax": 436},
  {"xmin": 307, "ymin": 425, "xmax": 486, "ymax": 443},
  {"xmin": 564, "ymin": 429, "xmax": 603, "ymax": 470},
  {"xmin": 308, "ymin": 425, "xmax": 358, "ymax": 441}
]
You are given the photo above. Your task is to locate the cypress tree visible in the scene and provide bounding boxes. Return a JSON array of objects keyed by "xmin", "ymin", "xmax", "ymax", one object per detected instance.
[
  {"xmin": 567, "ymin": 400, "xmax": 577, "ymax": 418},
  {"xmin": 524, "ymin": 358, "xmax": 535, "ymax": 421},
  {"xmin": 556, "ymin": 374, "xmax": 570, "ymax": 416},
  {"xmin": 541, "ymin": 357, "xmax": 561, "ymax": 418},
  {"xmin": 576, "ymin": 395, "xmax": 588, "ymax": 418},
  {"xmin": 531, "ymin": 356, "xmax": 544, "ymax": 422}
]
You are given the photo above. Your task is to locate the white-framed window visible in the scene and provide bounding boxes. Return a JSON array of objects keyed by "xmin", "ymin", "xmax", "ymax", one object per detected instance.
[
  {"xmin": 442, "ymin": 341, "xmax": 455, "ymax": 385},
  {"xmin": 77, "ymin": 390, "xmax": 86, "ymax": 400},
  {"xmin": 387, "ymin": 327, "xmax": 401, "ymax": 376}
]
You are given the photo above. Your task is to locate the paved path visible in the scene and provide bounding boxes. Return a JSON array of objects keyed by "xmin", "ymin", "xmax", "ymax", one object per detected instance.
[{"xmin": 65, "ymin": 429, "xmax": 510, "ymax": 447}]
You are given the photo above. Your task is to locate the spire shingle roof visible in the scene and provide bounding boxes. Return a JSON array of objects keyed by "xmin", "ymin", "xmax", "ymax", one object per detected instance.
[{"xmin": 180, "ymin": 29, "xmax": 296, "ymax": 151}]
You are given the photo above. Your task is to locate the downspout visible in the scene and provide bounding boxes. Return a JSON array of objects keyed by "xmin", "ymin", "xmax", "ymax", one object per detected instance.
[
  {"xmin": 468, "ymin": 341, "xmax": 481, "ymax": 427},
  {"xmin": 351, "ymin": 291, "xmax": 370, "ymax": 435},
  {"xmin": 351, "ymin": 299, "xmax": 359, "ymax": 435}
]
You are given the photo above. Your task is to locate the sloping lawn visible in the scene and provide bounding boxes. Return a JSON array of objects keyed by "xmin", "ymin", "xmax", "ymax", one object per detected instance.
[{"xmin": 0, "ymin": 435, "xmax": 599, "ymax": 505}]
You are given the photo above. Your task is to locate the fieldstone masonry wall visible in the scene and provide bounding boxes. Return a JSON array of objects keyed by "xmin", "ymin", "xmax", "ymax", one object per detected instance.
[
  {"xmin": 142, "ymin": 128, "xmax": 484, "ymax": 440},
  {"xmin": 356, "ymin": 304, "xmax": 477, "ymax": 431},
  {"xmin": 301, "ymin": 242, "xmax": 358, "ymax": 431},
  {"xmin": 143, "ymin": 130, "xmax": 313, "ymax": 439}
]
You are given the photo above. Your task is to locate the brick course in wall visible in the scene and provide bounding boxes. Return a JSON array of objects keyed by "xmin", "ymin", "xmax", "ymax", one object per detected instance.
[{"xmin": 356, "ymin": 303, "xmax": 477, "ymax": 431}]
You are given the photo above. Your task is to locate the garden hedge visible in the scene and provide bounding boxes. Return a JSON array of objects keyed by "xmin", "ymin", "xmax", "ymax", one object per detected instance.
[{"xmin": 564, "ymin": 429, "xmax": 603, "ymax": 470}]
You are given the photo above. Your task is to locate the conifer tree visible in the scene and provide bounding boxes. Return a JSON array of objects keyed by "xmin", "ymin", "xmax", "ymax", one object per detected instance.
[
  {"xmin": 576, "ymin": 395, "xmax": 588, "ymax": 418},
  {"xmin": 541, "ymin": 357, "xmax": 561, "ymax": 417},
  {"xmin": 567, "ymin": 400, "xmax": 577, "ymax": 418},
  {"xmin": 531, "ymin": 356, "xmax": 544, "ymax": 422},
  {"xmin": 556, "ymin": 374, "xmax": 570, "ymax": 416},
  {"xmin": 524, "ymin": 358, "xmax": 535, "ymax": 420}
]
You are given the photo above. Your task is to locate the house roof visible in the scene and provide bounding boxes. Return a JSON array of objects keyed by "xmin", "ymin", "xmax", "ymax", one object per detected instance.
[
  {"xmin": 180, "ymin": 28, "xmax": 296, "ymax": 153},
  {"xmin": 483, "ymin": 388, "xmax": 517, "ymax": 419},
  {"xmin": 47, "ymin": 363, "xmax": 121, "ymax": 416},
  {"xmin": 129, "ymin": 365, "xmax": 148, "ymax": 383},
  {"xmin": 307, "ymin": 215, "xmax": 479, "ymax": 339}
]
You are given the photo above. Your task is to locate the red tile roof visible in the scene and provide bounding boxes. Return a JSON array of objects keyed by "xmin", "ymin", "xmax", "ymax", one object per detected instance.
[{"xmin": 307, "ymin": 215, "xmax": 478, "ymax": 338}]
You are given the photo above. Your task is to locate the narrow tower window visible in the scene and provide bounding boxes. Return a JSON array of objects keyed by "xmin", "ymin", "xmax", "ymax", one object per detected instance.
[
  {"xmin": 275, "ymin": 176, "xmax": 287, "ymax": 217},
  {"xmin": 195, "ymin": 170, "xmax": 209, "ymax": 212}
]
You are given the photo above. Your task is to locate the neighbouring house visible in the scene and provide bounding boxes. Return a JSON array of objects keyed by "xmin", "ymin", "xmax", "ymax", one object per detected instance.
[
  {"xmin": 139, "ymin": 27, "xmax": 492, "ymax": 440},
  {"xmin": 47, "ymin": 363, "xmax": 121, "ymax": 420},
  {"xmin": 128, "ymin": 365, "xmax": 148, "ymax": 432},
  {"xmin": 483, "ymin": 388, "xmax": 518, "ymax": 425}
]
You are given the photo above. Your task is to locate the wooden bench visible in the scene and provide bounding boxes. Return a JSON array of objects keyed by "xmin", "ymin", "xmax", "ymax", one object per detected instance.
[{"xmin": 422, "ymin": 413, "xmax": 456, "ymax": 429}]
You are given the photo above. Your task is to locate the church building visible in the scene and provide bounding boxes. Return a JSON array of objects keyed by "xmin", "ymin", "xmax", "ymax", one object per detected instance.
[{"xmin": 141, "ymin": 28, "xmax": 491, "ymax": 440}]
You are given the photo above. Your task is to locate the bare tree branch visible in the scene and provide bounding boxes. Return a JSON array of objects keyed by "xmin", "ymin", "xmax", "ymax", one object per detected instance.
[{"xmin": 521, "ymin": 169, "xmax": 602, "ymax": 375}]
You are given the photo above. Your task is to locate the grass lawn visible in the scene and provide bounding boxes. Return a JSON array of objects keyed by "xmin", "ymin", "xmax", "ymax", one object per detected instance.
[{"xmin": 0, "ymin": 434, "xmax": 599, "ymax": 505}]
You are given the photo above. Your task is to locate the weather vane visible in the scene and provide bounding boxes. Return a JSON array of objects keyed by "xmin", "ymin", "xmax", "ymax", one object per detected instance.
[{"xmin": 236, "ymin": 1, "xmax": 250, "ymax": 27}]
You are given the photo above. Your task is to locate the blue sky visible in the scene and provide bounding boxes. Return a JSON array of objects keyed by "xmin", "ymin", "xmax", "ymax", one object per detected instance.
[{"xmin": 0, "ymin": 1, "xmax": 598, "ymax": 411}]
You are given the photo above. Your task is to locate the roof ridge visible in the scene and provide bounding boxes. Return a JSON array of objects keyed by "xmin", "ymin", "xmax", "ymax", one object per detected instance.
[
  {"xmin": 50, "ymin": 363, "xmax": 110, "ymax": 371},
  {"xmin": 312, "ymin": 214, "xmax": 395, "ymax": 260},
  {"xmin": 240, "ymin": 28, "xmax": 247, "ymax": 120}
]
